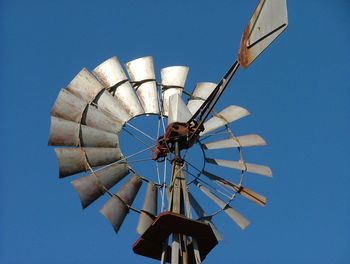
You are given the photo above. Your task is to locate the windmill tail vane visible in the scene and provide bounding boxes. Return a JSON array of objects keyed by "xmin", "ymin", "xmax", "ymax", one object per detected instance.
[{"xmin": 48, "ymin": 0, "xmax": 288, "ymax": 263}]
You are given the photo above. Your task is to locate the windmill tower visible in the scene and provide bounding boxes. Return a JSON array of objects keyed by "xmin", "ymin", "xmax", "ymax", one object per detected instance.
[{"xmin": 49, "ymin": 0, "xmax": 288, "ymax": 263}]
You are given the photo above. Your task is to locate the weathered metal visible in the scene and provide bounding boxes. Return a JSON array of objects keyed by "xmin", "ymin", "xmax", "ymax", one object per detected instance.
[
  {"xmin": 137, "ymin": 182, "xmax": 158, "ymax": 235},
  {"xmin": 49, "ymin": 117, "xmax": 119, "ymax": 147},
  {"xmin": 206, "ymin": 158, "xmax": 272, "ymax": 177},
  {"xmin": 71, "ymin": 163, "xmax": 129, "ymax": 209},
  {"xmin": 202, "ymin": 171, "xmax": 266, "ymax": 207},
  {"xmin": 100, "ymin": 174, "xmax": 143, "ymax": 233},
  {"xmin": 200, "ymin": 105, "xmax": 250, "ymax": 136},
  {"xmin": 66, "ymin": 68, "xmax": 131, "ymax": 122},
  {"xmin": 160, "ymin": 66, "xmax": 189, "ymax": 116},
  {"xmin": 168, "ymin": 94, "xmax": 192, "ymax": 125},
  {"xmin": 93, "ymin": 56, "xmax": 144, "ymax": 118},
  {"xmin": 132, "ymin": 212, "xmax": 218, "ymax": 263},
  {"xmin": 125, "ymin": 56, "xmax": 159, "ymax": 114},
  {"xmin": 195, "ymin": 181, "xmax": 250, "ymax": 229},
  {"xmin": 238, "ymin": 0, "xmax": 288, "ymax": 68},
  {"xmin": 203, "ymin": 134, "xmax": 266, "ymax": 149},
  {"xmin": 187, "ymin": 82, "xmax": 217, "ymax": 115}
]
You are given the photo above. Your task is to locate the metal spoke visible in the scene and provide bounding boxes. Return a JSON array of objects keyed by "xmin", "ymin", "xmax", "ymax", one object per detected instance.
[
  {"xmin": 123, "ymin": 127, "xmax": 153, "ymax": 148},
  {"xmin": 125, "ymin": 122, "xmax": 156, "ymax": 141}
]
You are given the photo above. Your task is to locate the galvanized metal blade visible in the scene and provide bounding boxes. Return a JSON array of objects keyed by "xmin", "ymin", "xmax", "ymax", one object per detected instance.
[
  {"xmin": 93, "ymin": 56, "xmax": 144, "ymax": 118},
  {"xmin": 160, "ymin": 66, "xmax": 189, "ymax": 116},
  {"xmin": 238, "ymin": 0, "xmax": 288, "ymax": 68},
  {"xmin": 100, "ymin": 174, "xmax": 143, "ymax": 233},
  {"xmin": 195, "ymin": 181, "xmax": 250, "ymax": 229},
  {"xmin": 67, "ymin": 68, "xmax": 105, "ymax": 103},
  {"xmin": 80, "ymin": 124, "xmax": 119, "ymax": 148},
  {"xmin": 203, "ymin": 134, "xmax": 266, "ymax": 150},
  {"xmin": 51, "ymin": 89, "xmax": 86, "ymax": 123},
  {"xmin": 206, "ymin": 158, "xmax": 272, "ymax": 177},
  {"xmin": 200, "ymin": 105, "xmax": 250, "ymax": 136},
  {"xmin": 187, "ymin": 82, "xmax": 217, "ymax": 115},
  {"xmin": 202, "ymin": 171, "xmax": 266, "ymax": 207},
  {"xmin": 168, "ymin": 94, "xmax": 192, "ymax": 125},
  {"xmin": 188, "ymin": 192, "xmax": 223, "ymax": 241},
  {"xmin": 136, "ymin": 182, "xmax": 158, "ymax": 235},
  {"xmin": 125, "ymin": 56, "xmax": 159, "ymax": 114},
  {"xmin": 71, "ymin": 163, "xmax": 129, "ymax": 209}
]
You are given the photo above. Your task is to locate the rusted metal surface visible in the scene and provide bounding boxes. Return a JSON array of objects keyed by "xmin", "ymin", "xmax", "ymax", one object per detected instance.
[
  {"xmin": 49, "ymin": 117, "xmax": 80, "ymax": 146},
  {"xmin": 100, "ymin": 174, "xmax": 142, "ymax": 233},
  {"xmin": 80, "ymin": 124, "xmax": 119, "ymax": 148},
  {"xmin": 206, "ymin": 158, "xmax": 272, "ymax": 177},
  {"xmin": 93, "ymin": 56, "xmax": 144, "ymax": 118},
  {"xmin": 203, "ymin": 134, "xmax": 266, "ymax": 150},
  {"xmin": 132, "ymin": 211, "xmax": 218, "ymax": 263},
  {"xmin": 67, "ymin": 68, "xmax": 105, "ymax": 103},
  {"xmin": 51, "ymin": 89, "xmax": 86, "ymax": 123},
  {"xmin": 55, "ymin": 147, "xmax": 123, "ymax": 178},
  {"xmin": 125, "ymin": 56, "xmax": 159, "ymax": 114},
  {"xmin": 137, "ymin": 182, "xmax": 158, "ymax": 235},
  {"xmin": 168, "ymin": 94, "xmax": 192, "ymax": 125},
  {"xmin": 202, "ymin": 171, "xmax": 266, "ymax": 207},
  {"xmin": 187, "ymin": 82, "xmax": 216, "ymax": 115},
  {"xmin": 71, "ymin": 163, "xmax": 129, "ymax": 209},
  {"xmin": 238, "ymin": 0, "xmax": 288, "ymax": 68},
  {"xmin": 195, "ymin": 181, "xmax": 250, "ymax": 229},
  {"xmin": 160, "ymin": 66, "xmax": 189, "ymax": 116},
  {"xmin": 200, "ymin": 105, "xmax": 250, "ymax": 136}
]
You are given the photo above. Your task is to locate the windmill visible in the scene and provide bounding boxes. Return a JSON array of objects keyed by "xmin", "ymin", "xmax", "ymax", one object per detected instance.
[{"xmin": 49, "ymin": 0, "xmax": 288, "ymax": 263}]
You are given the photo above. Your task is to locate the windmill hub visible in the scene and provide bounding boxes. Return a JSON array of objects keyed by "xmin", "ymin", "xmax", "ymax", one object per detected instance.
[{"xmin": 152, "ymin": 121, "xmax": 203, "ymax": 161}]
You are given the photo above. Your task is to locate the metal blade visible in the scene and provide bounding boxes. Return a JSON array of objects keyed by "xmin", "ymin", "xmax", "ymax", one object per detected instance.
[
  {"xmin": 202, "ymin": 171, "xmax": 266, "ymax": 207},
  {"xmin": 100, "ymin": 174, "xmax": 143, "ymax": 233},
  {"xmin": 55, "ymin": 147, "xmax": 123, "ymax": 178},
  {"xmin": 188, "ymin": 192, "xmax": 223, "ymax": 241},
  {"xmin": 49, "ymin": 117, "xmax": 119, "ymax": 147},
  {"xmin": 71, "ymin": 163, "xmax": 129, "ymax": 209},
  {"xmin": 136, "ymin": 182, "xmax": 158, "ymax": 235},
  {"xmin": 160, "ymin": 66, "xmax": 189, "ymax": 116},
  {"xmin": 195, "ymin": 181, "xmax": 250, "ymax": 229},
  {"xmin": 168, "ymin": 94, "xmax": 192, "ymax": 125},
  {"xmin": 67, "ymin": 68, "xmax": 105, "ymax": 103},
  {"xmin": 203, "ymin": 134, "xmax": 266, "ymax": 150},
  {"xmin": 125, "ymin": 56, "xmax": 159, "ymax": 114},
  {"xmin": 200, "ymin": 105, "xmax": 250, "ymax": 136},
  {"xmin": 51, "ymin": 89, "xmax": 86, "ymax": 123},
  {"xmin": 51, "ymin": 89, "xmax": 123, "ymax": 134},
  {"xmin": 206, "ymin": 158, "xmax": 272, "ymax": 177},
  {"xmin": 238, "ymin": 0, "xmax": 288, "ymax": 68},
  {"xmin": 93, "ymin": 56, "xmax": 144, "ymax": 118},
  {"xmin": 187, "ymin": 82, "xmax": 217, "ymax": 115}
]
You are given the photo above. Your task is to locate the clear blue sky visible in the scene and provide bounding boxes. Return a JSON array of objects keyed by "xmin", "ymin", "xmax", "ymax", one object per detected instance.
[{"xmin": 1, "ymin": 0, "xmax": 349, "ymax": 263}]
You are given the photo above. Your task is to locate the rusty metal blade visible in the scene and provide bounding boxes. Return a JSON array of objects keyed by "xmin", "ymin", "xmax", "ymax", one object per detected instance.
[
  {"xmin": 125, "ymin": 56, "xmax": 159, "ymax": 114},
  {"xmin": 238, "ymin": 0, "xmax": 288, "ymax": 68},
  {"xmin": 100, "ymin": 174, "xmax": 143, "ymax": 233},
  {"xmin": 188, "ymin": 192, "xmax": 223, "ymax": 241},
  {"xmin": 93, "ymin": 56, "xmax": 144, "ymax": 118},
  {"xmin": 161, "ymin": 66, "xmax": 189, "ymax": 116},
  {"xmin": 51, "ymin": 89, "xmax": 86, "ymax": 123},
  {"xmin": 202, "ymin": 171, "xmax": 266, "ymax": 207},
  {"xmin": 67, "ymin": 68, "xmax": 105, "ymax": 103},
  {"xmin": 187, "ymin": 82, "xmax": 217, "ymax": 115},
  {"xmin": 54, "ymin": 147, "xmax": 124, "ymax": 178},
  {"xmin": 49, "ymin": 117, "xmax": 80, "ymax": 146},
  {"xmin": 195, "ymin": 181, "xmax": 250, "ymax": 229},
  {"xmin": 203, "ymin": 134, "xmax": 266, "ymax": 150},
  {"xmin": 206, "ymin": 158, "xmax": 272, "ymax": 177},
  {"xmin": 200, "ymin": 106, "xmax": 250, "ymax": 136},
  {"xmin": 71, "ymin": 163, "xmax": 129, "ymax": 209},
  {"xmin": 80, "ymin": 124, "xmax": 119, "ymax": 148},
  {"xmin": 168, "ymin": 94, "xmax": 192, "ymax": 125},
  {"xmin": 137, "ymin": 182, "xmax": 158, "ymax": 235}
]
